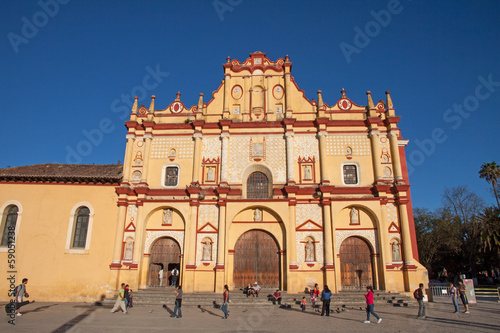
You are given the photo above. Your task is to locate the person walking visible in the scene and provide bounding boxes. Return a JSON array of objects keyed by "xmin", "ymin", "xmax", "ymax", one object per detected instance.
[
  {"xmin": 450, "ymin": 283, "xmax": 459, "ymax": 313},
  {"xmin": 414, "ymin": 283, "xmax": 426, "ymax": 318},
  {"xmin": 14, "ymin": 278, "xmax": 30, "ymax": 317},
  {"xmin": 457, "ymin": 280, "xmax": 470, "ymax": 313},
  {"xmin": 363, "ymin": 286, "xmax": 381, "ymax": 323},
  {"xmin": 110, "ymin": 283, "xmax": 127, "ymax": 314},
  {"xmin": 222, "ymin": 284, "xmax": 230, "ymax": 319},
  {"xmin": 171, "ymin": 285, "xmax": 183, "ymax": 318},
  {"xmin": 320, "ymin": 285, "xmax": 332, "ymax": 316}
]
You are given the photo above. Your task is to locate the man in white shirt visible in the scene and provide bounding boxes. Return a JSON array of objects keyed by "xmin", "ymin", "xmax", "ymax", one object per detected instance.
[
  {"xmin": 159, "ymin": 268, "xmax": 164, "ymax": 287},
  {"xmin": 253, "ymin": 282, "xmax": 261, "ymax": 297}
]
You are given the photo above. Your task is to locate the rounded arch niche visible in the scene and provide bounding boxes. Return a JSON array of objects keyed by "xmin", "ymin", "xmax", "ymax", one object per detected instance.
[{"xmin": 241, "ymin": 164, "xmax": 273, "ymax": 199}]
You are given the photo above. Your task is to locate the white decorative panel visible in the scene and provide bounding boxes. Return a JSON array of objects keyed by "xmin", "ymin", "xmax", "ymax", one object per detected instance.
[
  {"xmin": 296, "ymin": 232, "xmax": 324, "ymax": 266},
  {"xmin": 196, "ymin": 233, "xmax": 218, "ymax": 266},
  {"xmin": 151, "ymin": 137, "xmax": 194, "ymax": 159},
  {"xmin": 198, "ymin": 205, "xmax": 219, "ymax": 227},
  {"xmin": 296, "ymin": 204, "xmax": 323, "ymax": 226},
  {"xmin": 202, "ymin": 136, "xmax": 221, "ymax": 160},
  {"xmin": 326, "ymin": 135, "xmax": 371, "ymax": 156},
  {"xmin": 228, "ymin": 136, "xmax": 250, "ymax": 182},
  {"xmin": 145, "ymin": 231, "xmax": 184, "ymax": 254},
  {"xmin": 386, "ymin": 203, "xmax": 398, "ymax": 225},
  {"xmin": 264, "ymin": 136, "xmax": 286, "ymax": 183},
  {"xmin": 335, "ymin": 229, "xmax": 379, "ymax": 255},
  {"xmin": 293, "ymin": 135, "xmax": 319, "ymax": 160}
]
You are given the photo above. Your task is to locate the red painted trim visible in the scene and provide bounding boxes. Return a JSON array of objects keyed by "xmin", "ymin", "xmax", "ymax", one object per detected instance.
[
  {"xmin": 228, "ymin": 249, "xmax": 235, "ymax": 254},
  {"xmin": 323, "ymin": 264, "xmax": 335, "ymax": 270},
  {"xmin": 335, "ymin": 228, "xmax": 376, "ymax": 231},
  {"xmin": 293, "ymin": 269, "xmax": 324, "ymax": 272},
  {"xmin": 185, "ymin": 264, "xmax": 196, "ymax": 269},
  {"xmin": 385, "ymin": 263, "xmax": 403, "ymax": 269},
  {"xmin": 109, "ymin": 263, "xmax": 122, "ymax": 269},
  {"xmin": 232, "ymin": 221, "xmax": 280, "ymax": 224},
  {"xmin": 388, "ymin": 222, "xmax": 400, "ymax": 233},
  {"xmin": 0, "ymin": 181, "xmax": 119, "ymax": 186},
  {"xmin": 296, "ymin": 219, "xmax": 323, "ymax": 231},
  {"xmin": 289, "ymin": 264, "xmax": 299, "ymax": 269},
  {"xmin": 122, "ymin": 262, "xmax": 138, "ymax": 269},
  {"xmin": 198, "ymin": 222, "xmax": 218, "ymax": 233},
  {"xmin": 146, "ymin": 228, "xmax": 185, "ymax": 231},
  {"xmin": 215, "ymin": 264, "xmax": 225, "ymax": 270}
]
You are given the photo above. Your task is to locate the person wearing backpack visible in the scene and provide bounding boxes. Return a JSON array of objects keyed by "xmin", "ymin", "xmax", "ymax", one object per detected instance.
[
  {"xmin": 14, "ymin": 278, "xmax": 30, "ymax": 317},
  {"xmin": 457, "ymin": 280, "xmax": 470, "ymax": 313},
  {"xmin": 414, "ymin": 283, "xmax": 426, "ymax": 318}
]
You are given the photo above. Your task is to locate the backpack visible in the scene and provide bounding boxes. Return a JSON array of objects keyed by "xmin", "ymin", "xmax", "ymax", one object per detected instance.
[{"xmin": 413, "ymin": 289, "xmax": 419, "ymax": 299}]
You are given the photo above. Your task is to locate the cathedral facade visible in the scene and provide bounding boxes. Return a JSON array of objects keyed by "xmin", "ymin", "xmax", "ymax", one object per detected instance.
[{"xmin": 0, "ymin": 52, "xmax": 427, "ymax": 301}]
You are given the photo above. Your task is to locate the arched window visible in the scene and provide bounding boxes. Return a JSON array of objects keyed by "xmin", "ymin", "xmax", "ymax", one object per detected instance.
[
  {"xmin": 247, "ymin": 172, "xmax": 269, "ymax": 199},
  {"xmin": 1, "ymin": 206, "xmax": 18, "ymax": 246},
  {"xmin": 72, "ymin": 207, "xmax": 90, "ymax": 248}
]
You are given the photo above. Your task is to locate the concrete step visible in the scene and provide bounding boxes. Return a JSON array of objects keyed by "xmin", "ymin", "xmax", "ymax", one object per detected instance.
[{"xmin": 101, "ymin": 289, "xmax": 416, "ymax": 308}]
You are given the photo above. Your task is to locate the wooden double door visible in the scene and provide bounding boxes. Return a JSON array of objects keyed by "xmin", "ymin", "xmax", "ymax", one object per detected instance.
[
  {"xmin": 148, "ymin": 237, "xmax": 181, "ymax": 287},
  {"xmin": 340, "ymin": 236, "xmax": 374, "ymax": 290},
  {"xmin": 233, "ymin": 230, "xmax": 280, "ymax": 288}
]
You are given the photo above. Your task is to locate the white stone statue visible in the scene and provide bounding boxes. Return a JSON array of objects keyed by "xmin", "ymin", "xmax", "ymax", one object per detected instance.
[
  {"xmin": 350, "ymin": 207, "xmax": 359, "ymax": 224},
  {"xmin": 207, "ymin": 166, "xmax": 214, "ymax": 181},
  {"xmin": 392, "ymin": 241, "xmax": 401, "ymax": 261},
  {"xmin": 304, "ymin": 165, "xmax": 311, "ymax": 180},
  {"xmin": 346, "ymin": 147, "xmax": 352, "ymax": 155},
  {"xmin": 305, "ymin": 240, "xmax": 315, "ymax": 262},
  {"xmin": 163, "ymin": 209, "xmax": 172, "ymax": 225},
  {"xmin": 254, "ymin": 208, "xmax": 262, "ymax": 222},
  {"xmin": 124, "ymin": 241, "xmax": 133, "ymax": 260},
  {"xmin": 202, "ymin": 240, "xmax": 212, "ymax": 261}
]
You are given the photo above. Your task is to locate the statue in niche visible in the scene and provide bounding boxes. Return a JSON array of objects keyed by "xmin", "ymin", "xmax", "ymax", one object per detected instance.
[
  {"xmin": 163, "ymin": 208, "xmax": 172, "ymax": 225},
  {"xmin": 382, "ymin": 154, "xmax": 389, "ymax": 163},
  {"xmin": 254, "ymin": 208, "xmax": 262, "ymax": 222},
  {"xmin": 304, "ymin": 165, "xmax": 311, "ymax": 180},
  {"xmin": 392, "ymin": 241, "xmax": 401, "ymax": 261},
  {"xmin": 202, "ymin": 239, "xmax": 212, "ymax": 261},
  {"xmin": 305, "ymin": 239, "xmax": 315, "ymax": 262},
  {"xmin": 124, "ymin": 240, "xmax": 133, "ymax": 260},
  {"xmin": 132, "ymin": 170, "xmax": 141, "ymax": 182},
  {"xmin": 207, "ymin": 166, "xmax": 215, "ymax": 181},
  {"xmin": 169, "ymin": 149, "xmax": 176, "ymax": 158},
  {"xmin": 350, "ymin": 207, "xmax": 359, "ymax": 224},
  {"xmin": 384, "ymin": 167, "xmax": 392, "ymax": 177},
  {"xmin": 346, "ymin": 147, "xmax": 352, "ymax": 155}
]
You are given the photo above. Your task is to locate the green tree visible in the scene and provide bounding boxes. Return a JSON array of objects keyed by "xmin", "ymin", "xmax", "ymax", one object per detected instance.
[
  {"xmin": 478, "ymin": 207, "xmax": 500, "ymax": 252},
  {"xmin": 479, "ymin": 161, "xmax": 500, "ymax": 210}
]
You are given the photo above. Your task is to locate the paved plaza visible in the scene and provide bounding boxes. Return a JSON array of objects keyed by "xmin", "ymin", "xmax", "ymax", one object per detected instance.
[{"xmin": 1, "ymin": 297, "xmax": 499, "ymax": 332}]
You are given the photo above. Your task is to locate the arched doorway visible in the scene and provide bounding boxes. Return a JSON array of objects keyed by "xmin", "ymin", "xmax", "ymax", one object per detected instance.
[
  {"xmin": 233, "ymin": 230, "xmax": 280, "ymax": 288},
  {"xmin": 340, "ymin": 236, "xmax": 374, "ymax": 290},
  {"xmin": 148, "ymin": 237, "xmax": 181, "ymax": 287}
]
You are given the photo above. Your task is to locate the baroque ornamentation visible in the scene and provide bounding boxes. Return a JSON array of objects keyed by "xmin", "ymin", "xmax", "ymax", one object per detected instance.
[
  {"xmin": 326, "ymin": 135, "xmax": 371, "ymax": 156},
  {"xmin": 196, "ymin": 233, "xmax": 217, "ymax": 266},
  {"xmin": 296, "ymin": 204, "xmax": 322, "ymax": 226},
  {"xmin": 335, "ymin": 230, "xmax": 379, "ymax": 255},
  {"xmin": 296, "ymin": 232, "xmax": 324, "ymax": 266},
  {"xmin": 151, "ymin": 137, "xmax": 194, "ymax": 159},
  {"xmin": 294, "ymin": 135, "xmax": 319, "ymax": 161},
  {"xmin": 145, "ymin": 231, "xmax": 184, "ymax": 254},
  {"xmin": 202, "ymin": 136, "xmax": 221, "ymax": 160}
]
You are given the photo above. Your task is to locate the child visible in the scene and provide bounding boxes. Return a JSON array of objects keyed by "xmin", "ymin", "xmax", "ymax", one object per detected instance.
[{"xmin": 301, "ymin": 297, "xmax": 306, "ymax": 311}]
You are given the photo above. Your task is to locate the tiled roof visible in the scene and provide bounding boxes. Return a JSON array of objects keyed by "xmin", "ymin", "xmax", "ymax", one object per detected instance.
[{"xmin": 0, "ymin": 163, "xmax": 123, "ymax": 183}]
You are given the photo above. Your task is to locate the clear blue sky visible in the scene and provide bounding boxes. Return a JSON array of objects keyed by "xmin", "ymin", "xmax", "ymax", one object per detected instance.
[{"xmin": 1, "ymin": 0, "xmax": 499, "ymax": 210}]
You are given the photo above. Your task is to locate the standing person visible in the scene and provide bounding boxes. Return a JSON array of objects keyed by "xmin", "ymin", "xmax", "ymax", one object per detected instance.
[
  {"xmin": 110, "ymin": 283, "xmax": 127, "ymax": 314},
  {"xmin": 414, "ymin": 283, "xmax": 426, "ymax": 318},
  {"xmin": 171, "ymin": 285, "xmax": 182, "ymax": 318},
  {"xmin": 171, "ymin": 267, "xmax": 179, "ymax": 287},
  {"xmin": 363, "ymin": 286, "xmax": 382, "ymax": 323},
  {"xmin": 301, "ymin": 297, "xmax": 306, "ymax": 311},
  {"xmin": 124, "ymin": 285, "xmax": 133, "ymax": 309},
  {"xmin": 457, "ymin": 280, "xmax": 470, "ymax": 313},
  {"xmin": 222, "ymin": 284, "xmax": 230, "ymax": 319},
  {"xmin": 320, "ymin": 285, "xmax": 332, "ymax": 316},
  {"xmin": 158, "ymin": 268, "xmax": 164, "ymax": 287},
  {"xmin": 310, "ymin": 283, "xmax": 320, "ymax": 308},
  {"xmin": 450, "ymin": 283, "xmax": 459, "ymax": 313},
  {"xmin": 15, "ymin": 278, "xmax": 30, "ymax": 317},
  {"xmin": 272, "ymin": 289, "xmax": 282, "ymax": 305}
]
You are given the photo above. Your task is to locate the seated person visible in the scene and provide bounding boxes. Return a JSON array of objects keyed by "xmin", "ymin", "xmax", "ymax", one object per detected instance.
[
  {"xmin": 272, "ymin": 289, "xmax": 282, "ymax": 305},
  {"xmin": 253, "ymin": 282, "xmax": 261, "ymax": 297},
  {"xmin": 245, "ymin": 283, "xmax": 254, "ymax": 297}
]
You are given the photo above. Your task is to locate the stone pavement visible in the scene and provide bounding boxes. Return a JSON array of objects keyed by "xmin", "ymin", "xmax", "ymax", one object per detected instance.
[{"xmin": 2, "ymin": 297, "xmax": 499, "ymax": 332}]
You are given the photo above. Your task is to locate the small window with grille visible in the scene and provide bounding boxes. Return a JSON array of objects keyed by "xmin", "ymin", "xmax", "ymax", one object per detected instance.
[
  {"xmin": 165, "ymin": 166, "xmax": 179, "ymax": 187},
  {"xmin": 247, "ymin": 172, "xmax": 269, "ymax": 199},
  {"xmin": 343, "ymin": 165, "xmax": 358, "ymax": 185}
]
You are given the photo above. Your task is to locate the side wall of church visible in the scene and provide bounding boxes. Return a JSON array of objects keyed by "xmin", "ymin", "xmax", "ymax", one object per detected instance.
[{"xmin": 0, "ymin": 183, "xmax": 118, "ymax": 302}]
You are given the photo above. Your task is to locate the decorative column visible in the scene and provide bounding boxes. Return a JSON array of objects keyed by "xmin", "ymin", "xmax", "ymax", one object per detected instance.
[
  {"xmin": 220, "ymin": 133, "xmax": 230, "ymax": 184},
  {"xmin": 285, "ymin": 132, "xmax": 295, "ymax": 184},
  {"xmin": 317, "ymin": 131, "xmax": 329, "ymax": 183},
  {"xmin": 321, "ymin": 191, "xmax": 336, "ymax": 289},
  {"xmin": 368, "ymin": 131, "xmax": 383, "ymax": 182},
  {"xmin": 215, "ymin": 187, "xmax": 229, "ymax": 292},
  {"xmin": 121, "ymin": 134, "xmax": 136, "ymax": 183},
  {"xmin": 388, "ymin": 132, "xmax": 403, "ymax": 182},
  {"xmin": 140, "ymin": 134, "xmax": 152, "ymax": 184},
  {"xmin": 191, "ymin": 132, "xmax": 203, "ymax": 184}
]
